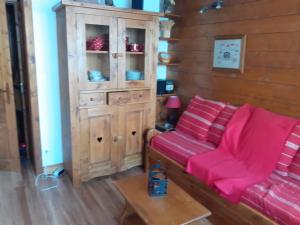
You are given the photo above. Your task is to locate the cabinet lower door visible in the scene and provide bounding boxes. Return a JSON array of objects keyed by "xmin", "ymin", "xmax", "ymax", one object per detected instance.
[
  {"xmin": 79, "ymin": 106, "xmax": 118, "ymax": 181},
  {"xmin": 119, "ymin": 104, "xmax": 151, "ymax": 171}
]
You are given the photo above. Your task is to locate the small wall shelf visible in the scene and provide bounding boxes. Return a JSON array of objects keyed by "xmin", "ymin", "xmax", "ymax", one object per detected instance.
[
  {"xmin": 159, "ymin": 62, "xmax": 179, "ymax": 66},
  {"xmin": 159, "ymin": 37, "xmax": 180, "ymax": 42},
  {"xmin": 164, "ymin": 13, "xmax": 182, "ymax": 20}
]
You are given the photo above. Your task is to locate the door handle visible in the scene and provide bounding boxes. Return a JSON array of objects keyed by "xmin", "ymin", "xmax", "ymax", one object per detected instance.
[{"xmin": 0, "ymin": 83, "xmax": 10, "ymax": 104}]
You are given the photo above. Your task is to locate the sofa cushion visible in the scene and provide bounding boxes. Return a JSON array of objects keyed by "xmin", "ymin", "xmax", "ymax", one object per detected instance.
[
  {"xmin": 289, "ymin": 153, "xmax": 300, "ymax": 181},
  {"xmin": 242, "ymin": 174, "xmax": 278, "ymax": 214},
  {"xmin": 176, "ymin": 96, "xmax": 225, "ymax": 141},
  {"xmin": 242, "ymin": 173, "xmax": 300, "ymax": 225},
  {"xmin": 207, "ymin": 104, "xmax": 237, "ymax": 146},
  {"xmin": 150, "ymin": 130, "xmax": 216, "ymax": 166},
  {"xmin": 275, "ymin": 124, "xmax": 300, "ymax": 177}
]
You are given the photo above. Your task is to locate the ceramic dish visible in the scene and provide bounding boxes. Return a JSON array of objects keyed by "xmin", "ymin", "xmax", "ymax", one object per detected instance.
[
  {"xmin": 88, "ymin": 70, "xmax": 106, "ymax": 82},
  {"xmin": 126, "ymin": 70, "xmax": 142, "ymax": 80},
  {"xmin": 159, "ymin": 52, "xmax": 172, "ymax": 64}
]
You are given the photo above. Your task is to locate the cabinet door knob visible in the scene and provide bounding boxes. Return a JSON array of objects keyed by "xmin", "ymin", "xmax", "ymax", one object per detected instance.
[
  {"xmin": 112, "ymin": 53, "xmax": 124, "ymax": 58},
  {"xmin": 113, "ymin": 135, "xmax": 123, "ymax": 142}
]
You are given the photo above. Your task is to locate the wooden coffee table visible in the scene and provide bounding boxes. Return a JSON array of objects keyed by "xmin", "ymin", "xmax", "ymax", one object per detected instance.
[{"xmin": 114, "ymin": 174, "xmax": 211, "ymax": 225}]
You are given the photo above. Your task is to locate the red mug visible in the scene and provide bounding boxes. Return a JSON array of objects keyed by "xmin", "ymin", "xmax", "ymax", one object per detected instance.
[
  {"xmin": 130, "ymin": 43, "xmax": 140, "ymax": 52},
  {"xmin": 138, "ymin": 44, "xmax": 144, "ymax": 52}
]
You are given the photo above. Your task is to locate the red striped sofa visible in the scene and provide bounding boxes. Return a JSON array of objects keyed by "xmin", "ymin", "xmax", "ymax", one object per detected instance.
[{"xmin": 150, "ymin": 96, "xmax": 300, "ymax": 225}]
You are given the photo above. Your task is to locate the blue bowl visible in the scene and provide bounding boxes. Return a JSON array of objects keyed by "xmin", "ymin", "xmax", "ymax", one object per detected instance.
[{"xmin": 126, "ymin": 70, "xmax": 142, "ymax": 80}]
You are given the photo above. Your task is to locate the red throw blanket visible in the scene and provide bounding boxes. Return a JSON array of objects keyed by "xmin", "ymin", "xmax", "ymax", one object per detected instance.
[{"xmin": 186, "ymin": 104, "xmax": 298, "ymax": 203}]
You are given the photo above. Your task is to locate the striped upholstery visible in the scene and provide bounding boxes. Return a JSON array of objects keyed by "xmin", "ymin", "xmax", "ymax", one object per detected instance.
[
  {"xmin": 242, "ymin": 173, "xmax": 300, "ymax": 225},
  {"xmin": 289, "ymin": 152, "xmax": 300, "ymax": 181},
  {"xmin": 275, "ymin": 124, "xmax": 300, "ymax": 176},
  {"xmin": 150, "ymin": 130, "xmax": 216, "ymax": 166},
  {"xmin": 207, "ymin": 104, "xmax": 237, "ymax": 146},
  {"xmin": 176, "ymin": 96, "xmax": 225, "ymax": 141}
]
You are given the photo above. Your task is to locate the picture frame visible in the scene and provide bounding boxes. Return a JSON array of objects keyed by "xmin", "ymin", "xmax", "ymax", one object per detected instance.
[{"xmin": 212, "ymin": 34, "xmax": 247, "ymax": 73}]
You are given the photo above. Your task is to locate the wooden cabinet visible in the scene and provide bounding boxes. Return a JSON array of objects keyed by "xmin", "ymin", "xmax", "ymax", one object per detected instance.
[{"xmin": 55, "ymin": 0, "xmax": 160, "ymax": 184}]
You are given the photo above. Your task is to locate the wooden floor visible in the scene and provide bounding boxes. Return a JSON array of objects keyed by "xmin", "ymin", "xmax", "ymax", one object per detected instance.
[{"xmin": 0, "ymin": 161, "xmax": 213, "ymax": 225}]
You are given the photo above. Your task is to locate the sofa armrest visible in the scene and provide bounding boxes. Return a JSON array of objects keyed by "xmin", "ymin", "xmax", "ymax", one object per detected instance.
[
  {"xmin": 144, "ymin": 129, "xmax": 162, "ymax": 171},
  {"xmin": 146, "ymin": 129, "xmax": 162, "ymax": 143}
]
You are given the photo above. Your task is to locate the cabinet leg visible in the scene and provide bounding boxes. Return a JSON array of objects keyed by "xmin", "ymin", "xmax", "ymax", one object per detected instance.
[{"xmin": 120, "ymin": 201, "xmax": 135, "ymax": 225}]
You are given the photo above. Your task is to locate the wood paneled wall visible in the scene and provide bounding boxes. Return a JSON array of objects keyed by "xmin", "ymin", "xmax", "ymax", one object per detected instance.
[{"xmin": 171, "ymin": 0, "xmax": 300, "ymax": 117}]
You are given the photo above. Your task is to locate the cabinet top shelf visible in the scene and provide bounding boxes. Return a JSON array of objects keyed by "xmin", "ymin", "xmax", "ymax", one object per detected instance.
[
  {"xmin": 86, "ymin": 50, "xmax": 109, "ymax": 54},
  {"xmin": 126, "ymin": 52, "xmax": 144, "ymax": 55},
  {"xmin": 53, "ymin": 0, "xmax": 163, "ymax": 17},
  {"xmin": 86, "ymin": 51, "xmax": 145, "ymax": 55}
]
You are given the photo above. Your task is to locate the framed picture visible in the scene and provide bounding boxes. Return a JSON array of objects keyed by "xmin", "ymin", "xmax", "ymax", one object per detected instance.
[{"xmin": 213, "ymin": 34, "xmax": 247, "ymax": 73}]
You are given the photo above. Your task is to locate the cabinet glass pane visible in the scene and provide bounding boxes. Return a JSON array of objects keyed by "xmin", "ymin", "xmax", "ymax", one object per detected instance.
[
  {"xmin": 86, "ymin": 24, "xmax": 110, "ymax": 83},
  {"xmin": 125, "ymin": 28, "xmax": 145, "ymax": 81}
]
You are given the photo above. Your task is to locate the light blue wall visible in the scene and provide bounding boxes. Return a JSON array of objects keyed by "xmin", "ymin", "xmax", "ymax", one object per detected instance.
[
  {"xmin": 157, "ymin": 17, "xmax": 169, "ymax": 80},
  {"xmin": 143, "ymin": 0, "xmax": 160, "ymax": 12},
  {"xmin": 114, "ymin": 0, "xmax": 131, "ymax": 8},
  {"xmin": 31, "ymin": 0, "xmax": 166, "ymax": 167},
  {"xmin": 143, "ymin": 0, "xmax": 168, "ymax": 80}
]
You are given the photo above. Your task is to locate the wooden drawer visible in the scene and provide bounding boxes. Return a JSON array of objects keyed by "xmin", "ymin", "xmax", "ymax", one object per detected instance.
[
  {"xmin": 108, "ymin": 90, "xmax": 150, "ymax": 105},
  {"xmin": 80, "ymin": 93, "xmax": 106, "ymax": 107}
]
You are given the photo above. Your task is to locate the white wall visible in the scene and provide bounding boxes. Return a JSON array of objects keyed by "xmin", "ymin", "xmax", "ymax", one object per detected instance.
[
  {"xmin": 32, "ymin": 0, "xmax": 166, "ymax": 167},
  {"xmin": 32, "ymin": 0, "xmax": 62, "ymax": 167}
]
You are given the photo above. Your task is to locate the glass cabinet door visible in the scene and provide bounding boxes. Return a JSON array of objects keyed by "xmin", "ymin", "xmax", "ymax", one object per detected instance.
[
  {"xmin": 117, "ymin": 19, "xmax": 153, "ymax": 89},
  {"xmin": 77, "ymin": 15, "xmax": 118, "ymax": 90}
]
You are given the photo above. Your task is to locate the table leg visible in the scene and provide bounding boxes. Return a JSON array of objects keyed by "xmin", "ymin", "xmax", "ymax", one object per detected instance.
[{"xmin": 120, "ymin": 201, "xmax": 135, "ymax": 225}]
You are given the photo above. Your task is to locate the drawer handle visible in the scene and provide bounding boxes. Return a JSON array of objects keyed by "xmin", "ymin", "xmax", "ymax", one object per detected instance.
[
  {"xmin": 132, "ymin": 131, "xmax": 137, "ymax": 136},
  {"xmin": 97, "ymin": 137, "xmax": 103, "ymax": 143},
  {"xmin": 90, "ymin": 98, "xmax": 95, "ymax": 102}
]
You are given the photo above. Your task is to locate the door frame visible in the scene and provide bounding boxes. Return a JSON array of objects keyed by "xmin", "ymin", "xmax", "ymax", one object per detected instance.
[
  {"xmin": 0, "ymin": 0, "xmax": 20, "ymax": 172},
  {"xmin": 5, "ymin": 0, "xmax": 42, "ymax": 174},
  {"xmin": 20, "ymin": 0, "xmax": 42, "ymax": 173}
]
